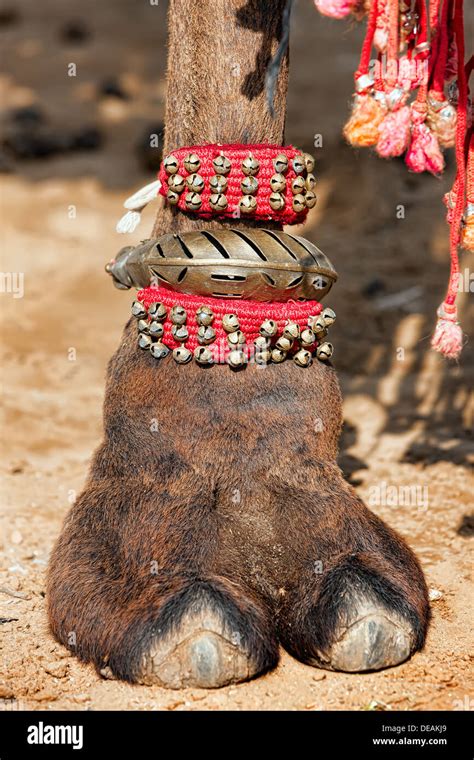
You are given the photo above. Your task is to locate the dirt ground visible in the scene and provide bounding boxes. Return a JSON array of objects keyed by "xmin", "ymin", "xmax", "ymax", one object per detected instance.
[{"xmin": 0, "ymin": 0, "xmax": 473, "ymax": 711}]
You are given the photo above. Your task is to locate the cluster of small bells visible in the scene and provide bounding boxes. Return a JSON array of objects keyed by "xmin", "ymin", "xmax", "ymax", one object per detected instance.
[
  {"xmin": 163, "ymin": 151, "xmax": 317, "ymax": 214},
  {"xmin": 131, "ymin": 300, "xmax": 335, "ymax": 368}
]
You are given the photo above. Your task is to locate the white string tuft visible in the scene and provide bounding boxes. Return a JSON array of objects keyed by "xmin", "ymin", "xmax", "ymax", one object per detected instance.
[
  {"xmin": 124, "ymin": 180, "xmax": 161, "ymax": 210},
  {"xmin": 116, "ymin": 179, "xmax": 161, "ymax": 234},
  {"xmin": 116, "ymin": 210, "xmax": 143, "ymax": 234}
]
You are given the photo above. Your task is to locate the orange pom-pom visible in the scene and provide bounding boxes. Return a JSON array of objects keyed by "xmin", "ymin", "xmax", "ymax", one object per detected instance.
[{"xmin": 343, "ymin": 95, "xmax": 386, "ymax": 147}]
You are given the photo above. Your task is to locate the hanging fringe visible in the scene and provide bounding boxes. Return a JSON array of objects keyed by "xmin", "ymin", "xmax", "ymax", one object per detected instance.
[
  {"xmin": 431, "ymin": 9, "xmax": 470, "ymax": 359},
  {"xmin": 313, "ymin": 0, "xmax": 472, "ymax": 359}
]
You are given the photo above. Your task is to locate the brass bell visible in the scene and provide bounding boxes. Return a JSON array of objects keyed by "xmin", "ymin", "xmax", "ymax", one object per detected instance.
[
  {"xmin": 186, "ymin": 173, "xmax": 205, "ymax": 193},
  {"xmin": 196, "ymin": 305, "xmax": 214, "ymax": 326},
  {"xmin": 271, "ymin": 347, "xmax": 287, "ymax": 363},
  {"xmin": 309, "ymin": 314, "xmax": 327, "ymax": 336},
  {"xmin": 242, "ymin": 155, "xmax": 260, "ymax": 176},
  {"xmin": 137, "ymin": 318, "xmax": 149, "ymax": 334},
  {"xmin": 184, "ymin": 152, "xmax": 201, "ymax": 173},
  {"xmin": 305, "ymin": 191, "xmax": 317, "ymax": 209},
  {"xmin": 292, "ymin": 155, "xmax": 306, "ymax": 174},
  {"xmin": 269, "ymin": 192, "xmax": 285, "ymax": 211},
  {"xmin": 197, "ymin": 325, "xmax": 216, "ymax": 345},
  {"xmin": 170, "ymin": 305, "xmax": 187, "ymax": 324},
  {"xmin": 213, "ymin": 154, "xmax": 231, "ymax": 175},
  {"xmin": 254, "ymin": 348, "xmax": 272, "ymax": 365},
  {"xmin": 241, "ymin": 176, "xmax": 258, "ymax": 195},
  {"xmin": 209, "ymin": 193, "xmax": 228, "ymax": 212},
  {"xmin": 316, "ymin": 341, "xmax": 333, "ymax": 361},
  {"xmin": 292, "ymin": 194, "xmax": 306, "ymax": 213},
  {"xmin": 254, "ymin": 335, "xmax": 270, "ymax": 350},
  {"xmin": 275, "ymin": 336, "xmax": 293, "ymax": 352},
  {"xmin": 168, "ymin": 174, "xmax": 185, "ymax": 192},
  {"xmin": 283, "ymin": 321, "xmax": 300, "ymax": 341},
  {"xmin": 300, "ymin": 328, "xmax": 316, "ymax": 348},
  {"xmin": 150, "ymin": 341, "xmax": 170, "ymax": 359},
  {"xmin": 209, "ymin": 174, "xmax": 228, "ymax": 193},
  {"xmin": 303, "ymin": 152, "xmax": 315, "ymax": 173},
  {"xmin": 270, "ymin": 173, "xmax": 286, "ymax": 192},
  {"xmin": 222, "ymin": 313, "xmax": 240, "ymax": 332},
  {"xmin": 149, "ymin": 320, "xmax": 165, "ymax": 338},
  {"xmin": 171, "ymin": 324, "xmax": 188, "ymax": 342},
  {"xmin": 148, "ymin": 302, "xmax": 167, "ymax": 321},
  {"xmin": 131, "ymin": 301, "xmax": 147, "ymax": 319},
  {"xmin": 227, "ymin": 329, "xmax": 245, "ymax": 346},
  {"xmin": 273, "ymin": 153, "xmax": 288, "ymax": 174},
  {"xmin": 239, "ymin": 195, "xmax": 257, "ymax": 213},
  {"xmin": 185, "ymin": 192, "xmax": 202, "ymax": 211},
  {"xmin": 166, "ymin": 189, "xmax": 180, "ymax": 205},
  {"xmin": 259, "ymin": 319, "xmax": 278, "ymax": 338},
  {"xmin": 194, "ymin": 346, "xmax": 214, "ymax": 365},
  {"xmin": 291, "ymin": 176, "xmax": 306, "ymax": 195},
  {"xmin": 173, "ymin": 346, "xmax": 192, "ymax": 364},
  {"xmin": 322, "ymin": 307, "xmax": 336, "ymax": 326},
  {"xmin": 294, "ymin": 348, "xmax": 313, "ymax": 367},
  {"xmin": 227, "ymin": 349, "xmax": 246, "ymax": 368},
  {"xmin": 138, "ymin": 333, "xmax": 152, "ymax": 350},
  {"xmin": 163, "ymin": 154, "xmax": 179, "ymax": 174},
  {"xmin": 306, "ymin": 173, "xmax": 316, "ymax": 191}
]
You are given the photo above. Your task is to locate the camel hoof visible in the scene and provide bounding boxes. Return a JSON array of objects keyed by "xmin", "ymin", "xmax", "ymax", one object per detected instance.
[
  {"xmin": 313, "ymin": 597, "xmax": 415, "ymax": 673},
  {"xmin": 138, "ymin": 608, "xmax": 256, "ymax": 688}
]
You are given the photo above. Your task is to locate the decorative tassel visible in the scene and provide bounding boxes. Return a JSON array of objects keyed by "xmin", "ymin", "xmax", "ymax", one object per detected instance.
[
  {"xmin": 376, "ymin": 105, "xmax": 411, "ymax": 158},
  {"xmin": 116, "ymin": 179, "xmax": 161, "ymax": 234},
  {"xmin": 406, "ymin": 102, "xmax": 445, "ymax": 174},
  {"xmin": 314, "ymin": 0, "xmax": 353, "ymax": 19},
  {"xmin": 406, "ymin": 121, "xmax": 445, "ymax": 173},
  {"xmin": 431, "ymin": 302, "xmax": 463, "ymax": 359},
  {"xmin": 343, "ymin": 94, "xmax": 386, "ymax": 147},
  {"xmin": 426, "ymin": 94, "xmax": 457, "ymax": 148}
]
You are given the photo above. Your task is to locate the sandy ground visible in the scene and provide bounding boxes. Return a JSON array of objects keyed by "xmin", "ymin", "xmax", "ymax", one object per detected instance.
[{"xmin": 0, "ymin": 0, "xmax": 473, "ymax": 711}]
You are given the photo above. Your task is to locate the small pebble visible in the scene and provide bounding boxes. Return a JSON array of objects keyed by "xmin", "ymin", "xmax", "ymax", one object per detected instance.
[
  {"xmin": 44, "ymin": 661, "xmax": 69, "ymax": 679},
  {"xmin": 429, "ymin": 588, "xmax": 443, "ymax": 601}
]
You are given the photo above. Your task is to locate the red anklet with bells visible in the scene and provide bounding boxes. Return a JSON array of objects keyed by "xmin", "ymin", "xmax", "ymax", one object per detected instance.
[{"xmin": 110, "ymin": 144, "xmax": 338, "ymax": 370}]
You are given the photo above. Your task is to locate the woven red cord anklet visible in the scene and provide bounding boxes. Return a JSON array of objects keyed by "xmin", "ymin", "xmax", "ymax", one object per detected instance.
[
  {"xmin": 158, "ymin": 144, "xmax": 317, "ymax": 224},
  {"xmin": 131, "ymin": 285, "xmax": 336, "ymax": 368}
]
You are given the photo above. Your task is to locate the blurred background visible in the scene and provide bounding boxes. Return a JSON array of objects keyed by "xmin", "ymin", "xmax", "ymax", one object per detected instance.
[{"xmin": 0, "ymin": 0, "xmax": 473, "ymax": 710}]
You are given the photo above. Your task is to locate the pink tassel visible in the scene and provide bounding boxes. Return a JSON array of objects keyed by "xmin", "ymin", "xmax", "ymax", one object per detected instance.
[
  {"xmin": 313, "ymin": 0, "xmax": 353, "ymax": 18},
  {"xmin": 431, "ymin": 303, "xmax": 463, "ymax": 359},
  {"xmin": 376, "ymin": 106, "xmax": 411, "ymax": 158},
  {"xmin": 405, "ymin": 122, "xmax": 445, "ymax": 174}
]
